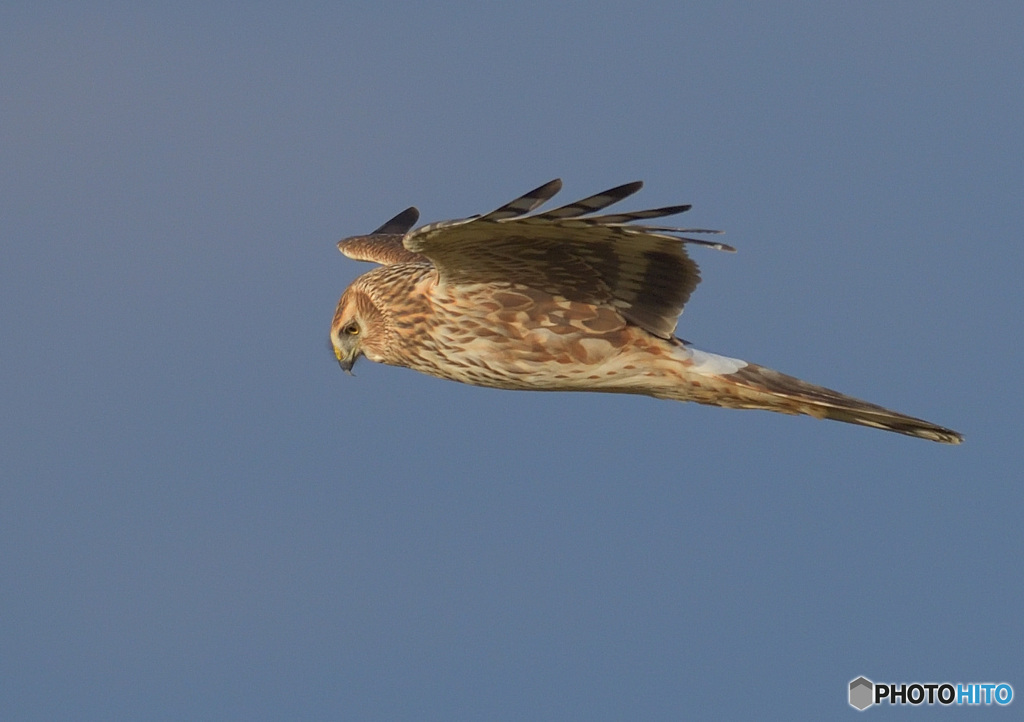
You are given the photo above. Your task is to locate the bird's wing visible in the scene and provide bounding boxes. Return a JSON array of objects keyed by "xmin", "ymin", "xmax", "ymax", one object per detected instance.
[
  {"xmin": 403, "ymin": 179, "xmax": 733, "ymax": 339},
  {"xmin": 337, "ymin": 207, "xmax": 427, "ymax": 265}
]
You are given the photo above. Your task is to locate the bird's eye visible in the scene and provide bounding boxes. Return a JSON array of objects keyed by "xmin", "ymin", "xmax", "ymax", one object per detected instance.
[{"xmin": 343, "ymin": 323, "xmax": 360, "ymax": 336}]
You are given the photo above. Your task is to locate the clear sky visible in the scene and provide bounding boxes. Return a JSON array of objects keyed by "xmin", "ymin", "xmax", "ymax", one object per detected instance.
[{"xmin": 2, "ymin": 3, "xmax": 1021, "ymax": 719}]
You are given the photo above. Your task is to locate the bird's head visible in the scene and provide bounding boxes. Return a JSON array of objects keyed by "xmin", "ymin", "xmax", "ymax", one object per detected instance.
[{"xmin": 330, "ymin": 285, "xmax": 388, "ymax": 374}]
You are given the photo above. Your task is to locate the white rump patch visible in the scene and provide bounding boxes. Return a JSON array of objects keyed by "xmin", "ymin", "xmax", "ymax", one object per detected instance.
[{"xmin": 684, "ymin": 347, "xmax": 748, "ymax": 375}]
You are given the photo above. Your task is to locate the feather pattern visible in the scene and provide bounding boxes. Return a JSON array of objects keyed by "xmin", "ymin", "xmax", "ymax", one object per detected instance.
[{"xmin": 403, "ymin": 179, "xmax": 727, "ymax": 339}]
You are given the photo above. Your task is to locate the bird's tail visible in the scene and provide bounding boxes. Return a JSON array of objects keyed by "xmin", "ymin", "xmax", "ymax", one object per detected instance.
[{"xmin": 665, "ymin": 351, "xmax": 963, "ymax": 444}]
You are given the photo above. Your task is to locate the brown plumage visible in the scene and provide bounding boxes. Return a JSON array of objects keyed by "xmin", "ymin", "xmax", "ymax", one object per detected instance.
[{"xmin": 330, "ymin": 179, "xmax": 962, "ymax": 444}]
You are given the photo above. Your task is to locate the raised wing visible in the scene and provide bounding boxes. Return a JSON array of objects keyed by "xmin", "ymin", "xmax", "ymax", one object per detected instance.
[
  {"xmin": 337, "ymin": 207, "xmax": 426, "ymax": 265},
  {"xmin": 403, "ymin": 180, "xmax": 733, "ymax": 339}
]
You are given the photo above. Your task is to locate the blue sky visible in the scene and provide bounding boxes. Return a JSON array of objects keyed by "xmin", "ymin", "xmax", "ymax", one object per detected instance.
[{"xmin": 2, "ymin": 3, "xmax": 1021, "ymax": 719}]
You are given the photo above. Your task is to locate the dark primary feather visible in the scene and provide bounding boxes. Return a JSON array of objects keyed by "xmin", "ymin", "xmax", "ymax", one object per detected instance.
[
  {"xmin": 371, "ymin": 206, "xmax": 420, "ymax": 235},
  {"xmin": 530, "ymin": 181, "xmax": 643, "ymax": 219},
  {"xmin": 586, "ymin": 205, "xmax": 691, "ymax": 224},
  {"xmin": 479, "ymin": 179, "xmax": 564, "ymax": 221}
]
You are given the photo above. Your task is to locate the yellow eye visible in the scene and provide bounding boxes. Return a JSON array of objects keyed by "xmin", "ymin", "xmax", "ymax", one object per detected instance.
[{"xmin": 343, "ymin": 323, "xmax": 360, "ymax": 336}]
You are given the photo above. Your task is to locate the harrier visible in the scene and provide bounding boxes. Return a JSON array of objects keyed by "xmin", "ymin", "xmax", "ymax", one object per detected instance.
[{"xmin": 331, "ymin": 179, "xmax": 961, "ymax": 444}]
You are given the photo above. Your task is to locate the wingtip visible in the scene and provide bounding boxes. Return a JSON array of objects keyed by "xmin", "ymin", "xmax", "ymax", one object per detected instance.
[
  {"xmin": 481, "ymin": 179, "xmax": 565, "ymax": 221},
  {"xmin": 540, "ymin": 178, "xmax": 563, "ymax": 194},
  {"xmin": 935, "ymin": 429, "xmax": 965, "ymax": 445},
  {"xmin": 370, "ymin": 206, "xmax": 420, "ymax": 235}
]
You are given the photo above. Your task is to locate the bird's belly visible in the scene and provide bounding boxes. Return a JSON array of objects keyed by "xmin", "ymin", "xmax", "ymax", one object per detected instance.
[{"xmin": 409, "ymin": 312, "xmax": 678, "ymax": 393}]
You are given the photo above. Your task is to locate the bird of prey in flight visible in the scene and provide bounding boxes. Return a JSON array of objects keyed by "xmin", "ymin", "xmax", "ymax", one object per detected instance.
[{"xmin": 330, "ymin": 179, "xmax": 962, "ymax": 444}]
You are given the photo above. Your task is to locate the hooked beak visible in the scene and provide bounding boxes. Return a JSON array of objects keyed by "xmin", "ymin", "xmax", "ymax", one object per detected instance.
[{"xmin": 334, "ymin": 346, "xmax": 357, "ymax": 375}]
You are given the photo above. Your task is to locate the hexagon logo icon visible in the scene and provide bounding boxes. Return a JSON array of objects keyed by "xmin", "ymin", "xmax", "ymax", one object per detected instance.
[{"xmin": 849, "ymin": 677, "xmax": 874, "ymax": 710}]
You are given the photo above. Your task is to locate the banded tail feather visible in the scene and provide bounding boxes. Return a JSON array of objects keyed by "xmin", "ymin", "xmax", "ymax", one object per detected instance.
[{"xmin": 711, "ymin": 362, "xmax": 963, "ymax": 444}]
